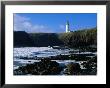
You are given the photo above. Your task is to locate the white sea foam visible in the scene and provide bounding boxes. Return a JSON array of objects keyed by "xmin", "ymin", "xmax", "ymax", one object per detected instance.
[
  {"xmin": 14, "ymin": 47, "xmax": 73, "ymax": 58},
  {"xmin": 13, "ymin": 47, "xmax": 96, "ymax": 70},
  {"xmin": 14, "ymin": 47, "xmax": 52, "ymax": 57}
]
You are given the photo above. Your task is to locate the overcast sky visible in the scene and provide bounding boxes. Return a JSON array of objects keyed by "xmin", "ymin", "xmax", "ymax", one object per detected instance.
[{"xmin": 14, "ymin": 13, "xmax": 97, "ymax": 33}]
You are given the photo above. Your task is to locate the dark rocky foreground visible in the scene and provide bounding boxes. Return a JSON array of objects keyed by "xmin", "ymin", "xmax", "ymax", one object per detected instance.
[
  {"xmin": 14, "ymin": 59, "xmax": 62, "ymax": 75},
  {"xmin": 14, "ymin": 55, "xmax": 97, "ymax": 75}
]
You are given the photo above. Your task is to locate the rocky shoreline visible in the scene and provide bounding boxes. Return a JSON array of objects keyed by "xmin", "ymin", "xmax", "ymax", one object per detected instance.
[{"xmin": 14, "ymin": 54, "xmax": 97, "ymax": 75}]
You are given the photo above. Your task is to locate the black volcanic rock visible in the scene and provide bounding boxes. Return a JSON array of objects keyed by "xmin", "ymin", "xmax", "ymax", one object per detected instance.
[
  {"xmin": 14, "ymin": 59, "xmax": 62, "ymax": 75},
  {"xmin": 14, "ymin": 31, "xmax": 35, "ymax": 47}
]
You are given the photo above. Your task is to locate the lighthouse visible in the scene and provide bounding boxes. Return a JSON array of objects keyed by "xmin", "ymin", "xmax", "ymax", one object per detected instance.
[{"xmin": 66, "ymin": 21, "xmax": 70, "ymax": 33}]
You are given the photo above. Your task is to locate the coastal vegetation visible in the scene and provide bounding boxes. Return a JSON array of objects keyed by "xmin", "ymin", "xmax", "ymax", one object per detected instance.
[{"xmin": 59, "ymin": 28, "xmax": 97, "ymax": 49}]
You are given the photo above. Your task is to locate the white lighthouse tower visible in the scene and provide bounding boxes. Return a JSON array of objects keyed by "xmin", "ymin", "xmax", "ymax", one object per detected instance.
[{"xmin": 66, "ymin": 21, "xmax": 70, "ymax": 33}]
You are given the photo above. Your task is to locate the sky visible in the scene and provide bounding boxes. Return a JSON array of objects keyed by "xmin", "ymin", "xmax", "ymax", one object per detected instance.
[{"xmin": 14, "ymin": 13, "xmax": 97, "ymax": 33}]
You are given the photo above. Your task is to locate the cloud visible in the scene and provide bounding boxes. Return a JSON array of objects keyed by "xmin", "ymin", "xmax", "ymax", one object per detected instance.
[
  {"xmin": 29, "ymin": 24, "xmax": 53, "ymax": 33},
  {"xmin": 59, "ymin": 24, "xmax": 65, "ymax": 32},
  {"xmin": 14, "ymin": 14, "xmax": 53, "ymax": 33},
  {"xmin": 14, "ymin": 14, "xmax": 28, "ymax": 31},
  {"xmin": 59, "ymin": 25, "xmax": 65, "ymax": 29}
]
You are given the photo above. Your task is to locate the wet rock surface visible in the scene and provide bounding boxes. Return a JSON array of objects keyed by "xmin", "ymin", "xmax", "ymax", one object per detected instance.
[
  {"xmin": 14, "ymin": 56, "xmax": 97, "ymax": 75},
  {"xmin": 14, "ymin": 59, "xmax": 63, "ymax": 75}
]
